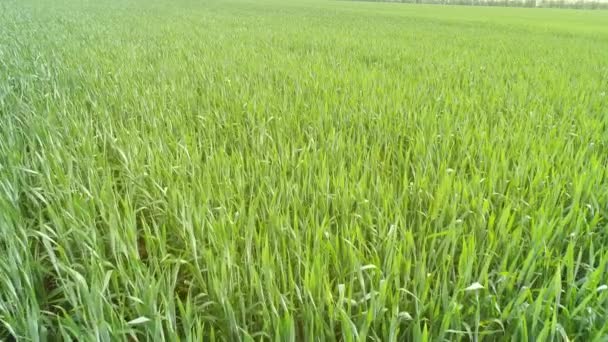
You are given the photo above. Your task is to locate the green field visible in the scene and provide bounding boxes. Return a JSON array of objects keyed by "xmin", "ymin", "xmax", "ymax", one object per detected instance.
[{"xmin": 1, "ymin": 0, "xmax": 608, "ymax": 340}]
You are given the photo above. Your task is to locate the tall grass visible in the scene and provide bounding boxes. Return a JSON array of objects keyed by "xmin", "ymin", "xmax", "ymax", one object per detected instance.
[{"xmin": 1, "ymin": 0, "xmax": 608, "ymax": 340}]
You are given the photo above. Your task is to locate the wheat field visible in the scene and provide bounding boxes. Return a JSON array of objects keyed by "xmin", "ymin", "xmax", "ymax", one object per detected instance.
[{"xmin": 1, "ymin": 0, "xmax": 608, "ymax": 340}]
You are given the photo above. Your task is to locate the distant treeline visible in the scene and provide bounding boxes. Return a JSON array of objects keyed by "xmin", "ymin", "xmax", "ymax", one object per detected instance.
[{"xmin": 359, "ymin": 0, "xmax": 608, "ymax": 9}]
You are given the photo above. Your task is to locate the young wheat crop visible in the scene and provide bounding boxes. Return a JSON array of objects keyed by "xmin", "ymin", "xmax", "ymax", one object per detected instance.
[{"xmin": 1, "ymin": 0, "xmax": 607, "ymax": 340}]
